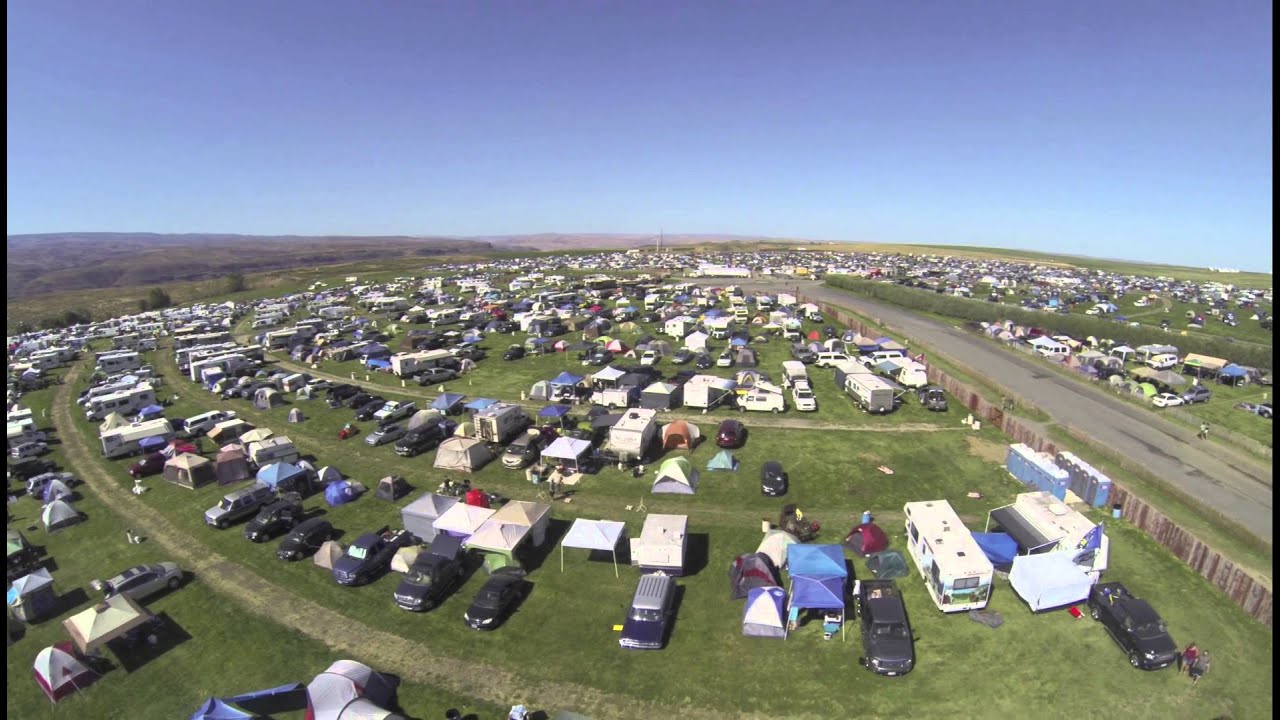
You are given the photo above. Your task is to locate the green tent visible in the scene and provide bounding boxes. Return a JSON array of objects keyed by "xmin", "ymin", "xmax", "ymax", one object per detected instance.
[
  {"xmin": 652, "ymin": 457, "xmax": 698, "ymax": 494},
  {"xmin": 706, "ymin": 449, "xmax": 738, "ymax": 472},
  {"xmin": 1136, "ymin": 382, "xmax": 1157, "ymax": 397}
]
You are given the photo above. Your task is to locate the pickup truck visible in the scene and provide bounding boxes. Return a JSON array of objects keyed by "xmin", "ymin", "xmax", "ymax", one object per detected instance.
[
  {"xmin": 332, "ymin": 528, "xmax": 416, "ymax": 586},
  {"xmin": 857, "ymin": 580, "xmax": 915, "ymax": 676},
  {"xmin": 373, "ymin": 400, "xmax": 416, "ymax": 426},
  {"xmin": 1087, "ymin": 582, "xmax": 1179, "ymax": 670}
]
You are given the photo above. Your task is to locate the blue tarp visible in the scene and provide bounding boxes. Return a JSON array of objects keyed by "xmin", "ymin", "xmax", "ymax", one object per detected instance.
[
  {"xmin": 464, "ymin": 398, "xmax": 499, "ymax": 411},
  {"xmin": 325, "ymin": 480, "xmax": 360, "ymax": 507},
  {"xmin": 538, "ymin": 405, "xmax": 572, "ymax": 418},
  {"xmin": 972, "ymin": 532, "xmax": 1020, "ymax": 566},
  {"xmin": 730, "ymin": 337, "xmax": 748, "ymax": 347},
  {"xmin": 786, "ymin": 544, "xmax": 848, "ymax": 610},
  {"xmin": 1220, "ymin": 364, "xmax": 1248, "ymax": 378},
  {"xmin": 430, "ymin": 392, "xmax": 466, "ymax": 412},
  {"xmin": 189, "ymin": 698, "xmax": 255, "ymax": 720},
  {"xmin": 221, "ymin": 682, "xmax": 308, "ymax": 716},
  {"xmin": 550, "ymin": 372, "xmax": 584, "ymax": 386},
  {"xmin": 365, "ymin": 358, "xmax": 391, "ymax": 370},
  {"xmin": 257, "ymin": 462, "xmax": 306, "ymax": 490},
  {"xmin": 138, "ymin": 435, "xmax": 168, "ymax": 452},
  {"xmin": 1009, "ymin": 551, "xmax": 1094, "ymax": 612}
]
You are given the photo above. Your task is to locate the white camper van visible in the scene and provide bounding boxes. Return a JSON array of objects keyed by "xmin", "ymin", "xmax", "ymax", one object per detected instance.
[{"xmin": 604, "ymin": 409, "xmax": 659, "ymax": 462}]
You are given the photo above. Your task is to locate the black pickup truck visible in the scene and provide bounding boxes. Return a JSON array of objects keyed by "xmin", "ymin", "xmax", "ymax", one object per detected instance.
[
  {"xmin": 331, "ymin": 527, "xmax": 415, "ymax": 586},
  {"xmin": 1087, "ymin": 582, "xmax": 1178, "ymax": 670},
  {"xmin": 857, "ymin": 579, "xmax": 915, "ymax": 676}
]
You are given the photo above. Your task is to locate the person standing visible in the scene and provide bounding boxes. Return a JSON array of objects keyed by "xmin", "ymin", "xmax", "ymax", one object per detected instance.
[
  {"xmin": 1198, "ymin": 422, "xmax": 1210, "ymax": 440},
  {"xmin": 1189, "ymin": 650, "xmax": 1210, "ymax": 686},
  {"xmin": 1178, "ymin": 642, "xmax": 1199, "ymax": 674}
]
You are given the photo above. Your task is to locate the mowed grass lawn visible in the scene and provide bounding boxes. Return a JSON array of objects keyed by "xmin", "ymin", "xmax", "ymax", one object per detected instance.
[
  {"xmin": 47, "ymin": 338, "xmax": 1271, "ymax": 719},
  {"xmin": 7, "ymin": 374, "xmax": 506, "ymax": 720}
]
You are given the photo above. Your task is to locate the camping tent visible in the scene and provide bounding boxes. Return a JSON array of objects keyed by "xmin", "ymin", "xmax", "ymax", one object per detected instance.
[
  {"xmin": 786, "ymin": 544, "xmax": 848, "ymax": 639},
  {"xmin": 528, "ymin": 381, "xmax": 550, "ymax": 401},
  {"xmin": 42, "ymin": 478, "xmax": 73, "ymax": 504},
  {"xmin": 652, "ymin": 457, "xmax": 699, "ymax": 494},
  {"xmin": 239, "ymin": 428, "xmax": 274, "ymax": 444},
  {"xmin": 400, "ymin": 493, "xmax": 459, "ymax": 543},
  {"xmin": 313, "ymin": 541, "xmax": 345, "ymax": 570},
  {"xmin": 220, "ymin": 682, "xmax": 308, "ymax": 717},
  {"xmin": 8, "ymin": 568, "xmax": 57, "ymax": 622},
  {"xmin": 324, "ymin": 480, "xmax": 362, "ymax": 507},
  {"xmin": 138, "ymin": 435, "xmax": 168, "ymax": 453},
  {"xmin": 706, "ymin": 449, "xmax": 738, "ymax": 471},
  {"xmin": 253, "ymin": 388, "xmax": 286, "ymax": 410},
  {"xmin": 305, "ymin": 660, "xmax": 399, "ymax": 720},
  {"xmin": 464, "ymin": 398, "xmax": 499, "ymax": 414},
  {"xmin": 559, "ymin": 519, "xmax": 627, "ymax": 577},
  {"xmin": 188, "ymin": 698, "xmax": 255, "ymax": 720},
  {"xmin": 389, "ymin": 546, "xmax": 422, "ymax": 574},
  {"xmin": 287, "ymin": 408, "xmax": 305, "ymax": 423},
  {"xmin": 866, "ymin": 550, "xmax": 909, "ymax": 579},
  {"xmin": 429, "ymin": 392, "xmax": 466, "ymax": 415},
  {"xmin": 756, "ymin": 529, "xmax": 799, "ymax": 569},
  {"xmin": 374, "ymin": 475, "xmax": 411, "ymax": 502},
  {"xmin": 207, "ymin": 419, "xmax": 252, "ymax": 444},
  {"xmin": 316, "ymin": 466, "xmax": 343, "ymax": 487},
  {"xmin": 971, "ymin": 532, "xmax": 1019, "ymax": 567},
  {"xmin": 742, "ymin": 586, "xmax": 787, "ymax": 639},
  {"xmin": 463, "ymin": 521, "xmax": 530, "ymax": 564},
  {"xmin": 639, "ymin": 382, "xmax": 681, "ymax": 411},
  {"xmin": 405, "ymin": 409, "xmax": 442, "ymax": 432},
  {"xmin": 258, "ymin": 462, "xmax": 309, "ymax": 493},
  {"xmin": 33, "ymin": 642, "xmax": 98, "ymax": 703},
  {"xmin": 164, "ymin": 453, "xmax": 216, "ymax": 490},
  {"xmin": 98, "ymin": 412, "xmax": 130, "ymax": 434},
  {"xmin": 842, "ymin": 523, "xmax": 889, "ymax": 557},
  {"xmin": 488, "ymin": 501, "xmax": 552, "ymax": 546},
  {"xmin": 215, "ymin": 446, "xmax": 252, "ymax": 486},
  {"xmin": 541, "ymin": 437, "xmax": 593, "ymax": 473},
  {"xmin": 728, "ymin": 552, "xmax": 780, "ymax": 599},
  {"xmin": 432, "ymin": 502, "xmax": 497, "ymax": 540},
  {"xmin": 433, "ymin": 437, "xmax": 495, "ymax": 473},
  {"xmin": 1009, "ymin": 551, "xmax": 1094, "ymax": 612},
  {"xmin": 41, "ymin": 499, "xmax": 81, "ymax": 534},
  {"xmin": 136, "ymin": 404, "xmax": 165, "ymax": 421},
  {"xmin": 62, "ymin": 594, "xmax": 152, "ymax": 654},
  {"xmin": 661, "ymin": 420, "xmax": 700, "ymax": 451}
]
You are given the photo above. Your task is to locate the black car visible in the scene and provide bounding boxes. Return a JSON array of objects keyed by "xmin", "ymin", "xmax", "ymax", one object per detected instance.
[
  {"xmin": 760, "ymin": 461, "xmax": 788, "ymax": 497},
  {"xmin": 244, "ymin": 496, "xmax": 304, "ymax": 543},
  {"xmin": 667, "ymin": 370, "xmax": 698, "ymax": 386},
  {"xmin": 276, "ymin": 517, "xmax": 334, "ymax": 561},
  {"xmin": 393, "ymin": 536, "xmax": 465, "ymax": 611},
  {"xmin": 670, "ymin": 348, "xmax": 695, "ymax": 365},
  {"xmin": 332, "ymin": 528, "xmax": 415, "ymax": 586},
  {"xmin": 394, "ymin": 420, "xmax": 457, "ymax": 457},
  {"xmin": 495, "ymin": 321, "xmax": 520, "ymax": 334},
  {"xmin": 416, "ymin": 367, "xmax": 459, "ymax": 386},
  {"xmin": 694, "ymin": 353, "xmax": 713, "ymax": 370},
  {"xmin": 326, "ymin": 384, "xmax": 360, "ymax": 408},
  {"xmin": 858, "ymin": 580, "xmax": 915, "ymax": 676},
  {"xmin": 586, "ymin": 348, "xmax": 614, "ymax": 366},
  {"xmin": 453, "ymin": 345, "xmax": 487, "ymax": 361},
  {"xmin": 346, "ymin": 392, "xmax": 377, "ymax": 410},
  {"xmin": 354, "ymin": 397, "xmax": 389, "ymax": 422},
  {"xmin": 463, "ymin": 567, "xmax": 527, "ymax": 630},
  {"xmin": 1088, "ymin": 582, "xmax": 1179, "ymax": 670},
  {"xmin": 8, "ymin": 457, "xmax": 55, "ymax": 481},
  {"xmin": 501, "ymin": 432, "xmax": 547, "ymax": 469},
  {"xmin": 503, "ymin": 345, "xmax": 527, "ymax": 361}
]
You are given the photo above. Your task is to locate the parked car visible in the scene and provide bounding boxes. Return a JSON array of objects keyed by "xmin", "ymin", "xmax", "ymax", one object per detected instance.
[
  {"xmin": 417, "ymin": 367, "xmax": 459, "ymax": 386},
  {"xmin": 1180, "ymin": 386, "xmax": 1212, "ymax": 404},
  {"xmin": 9, "ymin": 442, "xmax": 49, "ymax": 460},
  {"xmin": 463, "ymin": 567, "xmax": 527, "ymax": 630},
  {"xmin": 452, "ymin": 345, "xmax": 487, "ymax": 361},
  {"xmin": 1087, "ymin": 582, "xmax": 1178, "ymax": 670},
  {"xmin": 760, "ymin": 461, "xmax": 788, "ymax": 497},
  {"xmin": 917, "ymin": 386, "xmax": 948, "ymax": 412},
  {"xmin": 394, "ymin": 420, "xmax": 457, "ymax": 457},
  {"xmin": 503, "ymin": 345, "xmax": 527, "ymax": 361},
  {"xmin": 1233, "ymin": 402, "xmax": 1273, "ymax": 419},
  {"xmin": 1151, "ymin": 393, "xmax": 1184, "ymax": 408},
  {"xmin": 394, "ymin": 540, "xmax": 465, "ymax": 611},
  {"xmin": 791, "ymin": 345, "xmax": 817, "ymax": 364},
  {"xmin": 791, "ymin": 381, "xmax": 817, "ymax": 412},
  {"xmin": 670, "ymin": 348, "xmax": 694, "ymax": 365},
  {"xmin": 204, "ymin": 482, "xmax": 276, "ymax": 529},
  {"xmin": 857, "ymin": 580, "xmax": 915, "ymax": 676},
  {"xmin": 276, "ymin": 517, "xmax": 334, "ymax": 561},
  {"xmin": 127, "ymin": 452, "xmax": 167, "ymax": 479},
  {"xmin": 587, "ymin": 348, "xmax": 615, "ymax": 366},
  {"xmin": 365, "ymin": 423, "xmax": 407, "ymax": 446},
  {"xmin": 332, "ymin": 528, "xmax": 414, "ymax": 586},
  {"xmin": 716, "ymin": 351, "xmax": 734, "ymax": 368},
  {"xmin": 640, "ymin": 350, "xmax": 660, "ymax": 366},
  {"xmin": 354, "ymin": 397, "xmax": 389, "ymax": 421},
  {"xmin": 619, "ymin": 572, "xmax": 677, "ymax": 650},
  {"xmin": 325, "ymin": 384, "xmax": 361, "ymax": 408},
  {"xmin": 243, "ymin": 496, "xmax": 305, "ymax": 542},
  {"xmin": 8, "ymin": 458, "xmax": 55, "ymax": 482},
  {"xmin": 694, "ymin": 353, "xmax": 714, "ymax": 370},
  {"xmin": 93, "ymin": 562, "xmax": 182, "ymax": 603},
  {"xmin": 502, "ymin": 432, "xmax": 548, "ymax": 469},
  {"xmin": 715, "ymin": 419, "xmax": 747, "ymax": 449}
]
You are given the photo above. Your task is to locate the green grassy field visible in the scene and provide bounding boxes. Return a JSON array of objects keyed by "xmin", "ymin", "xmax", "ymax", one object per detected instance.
[{"xmin": 25, "ymin": 300, "xmax": 1271, "ymax": 719}]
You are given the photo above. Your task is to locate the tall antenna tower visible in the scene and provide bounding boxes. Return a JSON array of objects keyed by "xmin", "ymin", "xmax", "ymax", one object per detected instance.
[{"xmin": 656, "ymin": 227, "xmax": 663, "ymax": 253}]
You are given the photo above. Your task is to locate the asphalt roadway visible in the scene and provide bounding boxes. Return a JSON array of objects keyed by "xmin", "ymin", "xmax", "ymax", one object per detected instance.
[{"xmin": 721, "ymin": 277, "xmax": 1273, "ymax": 544}]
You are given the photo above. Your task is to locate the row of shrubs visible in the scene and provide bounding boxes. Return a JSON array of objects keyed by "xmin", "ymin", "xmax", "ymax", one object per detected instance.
[{"xmin": 824, "ymin": 276, "xmax": 1272, "ymax": 371}]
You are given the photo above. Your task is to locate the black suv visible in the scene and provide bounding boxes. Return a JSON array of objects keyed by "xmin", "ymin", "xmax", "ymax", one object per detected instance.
[
  {"xmin": 760, "ymin": 461, "xmax": 788, "ymax": 497},
  {"xmin": 345, "ymin": 392, "xmax": 377, "ymax": 410},
  {"xmin": 791, "ymin": 344, "xmax": 817, "ymax": 364},
  {"xmin": 244, "ymin": 495, "xmax": 304, "ymax": 543},
  {"xmin": 326, "ymin": 384, "xmax": 360, "ymax": 408},
  {"xmin": 394, "ymin": 420, "xmax": 457, "ymax": 457},
  {"xmin": 503, "ymin": 345, "xmax": 526, "ymax": 361},
  {"xmin": 917, "ymin": 386, "xmax": 948, "ymax": 412},
  {"xmin": 1087, "ymin": 582, "xmax": 1178, "ymax": 670},
  {"xmin": 276, "ymin": 517, "xmax": 333, "ymax": 561},
  {"xmin": 858, "ymin": 580, "xmax": 915, "ymax": 676},
  {"xmin": 393, "ymin": 536, "xmax": 465, "ymax": 611},
  {"xmin": 586, "ymin": 348, "xmax": 614, "ymax": 366},
  {"xmin": 670, "ymin": 348, "xmax": 694, "ymax": 365}
]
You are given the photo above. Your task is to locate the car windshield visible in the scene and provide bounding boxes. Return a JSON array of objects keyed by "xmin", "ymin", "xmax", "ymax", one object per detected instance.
[
  {"xmin": 406, "ymin": 569, "xmax": 434, "ymax": 585},
  {"xmin": 796, "ymin": 389, "xmax": 813, "ymax": 398},
  {"xmin": 872, "ymin": 621, "xmax": 908, "ymax": 638},
  {"xmin": 253, "ymin": 508, "xmax": 274, "ymax": 522},
  {"xmin": 347, "ymin": 546, "xmax": 368, "ymax": 560},
  {"xmin": 630, "ymin": 607, "xmax": 663, "ymax": 622},
  {"xmin": 218, "ymin": 498, "xmax": 234, "ymax": 510}
]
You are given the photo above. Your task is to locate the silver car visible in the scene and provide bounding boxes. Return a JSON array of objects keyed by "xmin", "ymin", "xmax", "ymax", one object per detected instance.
[
  {"xmin": 93, "ymin": 562, "xmax": 183, "ymax": 602},
  {"xmin": 364, "ymin": 423, "xmax": 406, "ymax": 446}
]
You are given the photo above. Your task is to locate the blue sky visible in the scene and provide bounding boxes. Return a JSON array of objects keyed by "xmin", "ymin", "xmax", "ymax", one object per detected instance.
[{"xmin": 7, "ymin": 2, "xmax": 1272, "ymax": 270}]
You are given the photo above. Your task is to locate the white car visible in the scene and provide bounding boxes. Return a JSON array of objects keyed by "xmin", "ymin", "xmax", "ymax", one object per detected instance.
[
  {"xmin": 1151, "ymin": 393, "xmax": 1184, "ymax": 408},
  {"xmin": 791, "ymin": 381, "xmax": 817, "ymax": 412},
  {"xmin": 640, "ymin": 350, "xmax": 660, "ymax": 366},
  {"xmin": 716, "ymin": 352, "xmax": 734, "ymax": 368}
]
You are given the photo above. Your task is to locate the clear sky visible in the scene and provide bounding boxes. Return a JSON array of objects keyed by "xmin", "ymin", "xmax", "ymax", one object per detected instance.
[{"xmin": 7, "ymin": 2, "xmax": 1273, "ymax": 271}]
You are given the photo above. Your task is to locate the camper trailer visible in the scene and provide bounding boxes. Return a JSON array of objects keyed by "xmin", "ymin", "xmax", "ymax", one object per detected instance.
[
  {"xmin": 247, "ymin": 437, "xmax": 300, "ymax": 467},
  {"xmin": 604, "ymin": 409, "xmax": 659, "ymax": 462},
  {"xmin": 844, "ymin": 375, "xmax": 898, "ymax": 414},
  {"xmin": 780, "ymin": 360, "xmax": 809, "ymax": 389},
  {"xmin": 630, "ymin": 513, "xmax": 688, "ymax": 575},
  {"xmin": 473, "ymin": 403, "xmax": 531, "ymax": 445},
  {"xmin": 189, "ymin": 353, "xmax": 252, "ymax": 383},
  {"xmin": 682, "ymin": 375, "xmax": 736, "ymax": 410},
  {"xmin": 100, "ymin": 418, "xmax": 175, "ymax": 459},
  {"xmin": 985, "ymin": 492, "xmax": 1110, "ymax": 579},
  {"xmin": 902, "ymin": 500, "xmax": 993, "ymax": 613},
  {"xmin": 85, "ymin": 383, "xmax": 158, "ymax": 422},
  {"xmin": 390, "ymin": 349, "xmax": 455, "ymax": 378},
  {"xmin": 94, "ymin": 351, "xmax": 142, "ymax": 375}
]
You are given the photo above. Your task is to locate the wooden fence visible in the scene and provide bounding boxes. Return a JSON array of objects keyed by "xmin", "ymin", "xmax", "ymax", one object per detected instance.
[{"xmin": 810, "ymin": 297, "xmax": 1273, "ymax": 628}]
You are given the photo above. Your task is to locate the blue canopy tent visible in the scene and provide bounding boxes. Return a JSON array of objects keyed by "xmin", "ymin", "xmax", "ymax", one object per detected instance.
[
  {"xmin": 430, "ymin": 392, "xmax": 467, "ymax": 415},
  {"xmin": 365, "ymin": 358, "xmax": 391, "ymax": 371},
  {"xmin": 1219, "ymin": 363, "xmax": 1249, "ymax": 386},
  {"xmin": 549, "ymin": 372, "xmax": 585, "ymax": 401},
  {"xmin": 189, "ymin": 698, "xmax": 256, "ymax": 720},
  {"xmin": 221, "ymin": 682, "xmax": 308, "ymax": 716},
  {"xmin": 325, "ymin": 480, "xmax": 361, "ymax": 507},
  {"xmin": 971, "ymin": 532, "xmax": 1019, "ymax": 568},
  {"xmin": 257, "ymin": 462, "xmax": 307, "ymax": 492},
  {"xmin": 136, "ymin": 404, "xmax": 165, "ymax": 421},
  {"xmin": 464, "ymin": 398, "xmax": 499, "ymax": 414},
  {"xmin": 729, "ymin": 337, "xmax": 748, "ymax": 347},
  {"xmin": 785, "ymin": 544, "xmax": 849, "ymax": 640},
  {"xmin": 538, "ymin": 404, "xmax": 573, "ymax": 428},
  {"xmin": 1008, "ymin": 551, "xmax": 1094, "ymax": 612},
  {"xmin": 138, "ymin": 435, "xmax": 168, "ymax": 453}
]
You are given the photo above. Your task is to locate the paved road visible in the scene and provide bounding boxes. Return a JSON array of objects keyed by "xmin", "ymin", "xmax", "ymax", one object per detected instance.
[{"xmin": 729, "ymin": 278, "xmax": 1274, "ymax": 543}]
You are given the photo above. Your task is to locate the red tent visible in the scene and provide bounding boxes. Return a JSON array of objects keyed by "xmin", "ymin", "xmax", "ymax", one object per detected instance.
[
  {"xmin": 843, "ymin": 523, "xmax": 889, "ymax": 557},
  {"xmin": 33, "ymin": 642, "xmax": 98, "ymax": 703},
  {"xmin": 464, "ymin": 488, "xmax": 490, "ymax": 509},
  {"xmin": 807, "ymin": 331, "xmax": 821, "ymax": 340},
  {"xmin": 605, "ymin": 339, "xmax": 629, "ymax": 354}
]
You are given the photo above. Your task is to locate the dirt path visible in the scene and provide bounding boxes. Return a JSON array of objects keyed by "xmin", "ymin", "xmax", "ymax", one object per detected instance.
[{"xmin": 53, "ymin": 361, "xmax": 761, "ymax": 720}]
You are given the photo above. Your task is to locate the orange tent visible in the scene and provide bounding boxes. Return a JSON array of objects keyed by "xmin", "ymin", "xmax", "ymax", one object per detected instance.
[{"xmin": 661, "ymin": 420, "xmax": 701, "ymax": 451}]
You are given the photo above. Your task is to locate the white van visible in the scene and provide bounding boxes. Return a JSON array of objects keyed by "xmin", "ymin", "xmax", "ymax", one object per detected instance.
[
  {"xmin": 738, "ymin": 391, "xmax": 785, "ymax": 414},
  {"xmin": 867, "ymin": 349, "xmax": 907, "ymax": 365},
  {"xmin": 815, "ymin": 351, "xmax": 851, "ymax": 368},
  {"xmin": 1144, "ymin": 353, "xmax": 1179, "ymax": 370},
  {"xmin": 184, "ymin": 410, "xmax": 238, "ymax": 437}
]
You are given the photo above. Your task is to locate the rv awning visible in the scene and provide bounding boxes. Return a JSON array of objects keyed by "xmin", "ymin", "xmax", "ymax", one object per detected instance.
[{"xmin": 988, "ymin": 506, "xmax": 1057, "ymax": 553}]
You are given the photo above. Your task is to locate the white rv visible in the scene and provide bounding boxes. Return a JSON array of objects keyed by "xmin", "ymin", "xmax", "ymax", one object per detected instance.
[
  {"xmin": 682, "ymin": 375, "xmax": 736, "ymax": 410},
  {"xmin": 604, "ymin": 409, "xmax": 659, "ymax": 462},
  {"xmin": 246, "ymin": 436, "xmax": 300, "ymax": 467},
  {"xmin": 100, "ymin": 418, "xmax": 175, "ymax": 459},
  {"xmin": 390, "ymin": 350, "xmax": 455, "ymax": 377},
  {"xmin": 903, "ymin": 500, "xmax": 994, "ymax": 613},
  {"xmin": 85, "ymin": 383, "xmax": 157, "ymax": 422},
  {"xmin": 630, "ymin": 513, "xmax": 688, "ymax": 575},
  {"xmin": 844, "ymin": 375, "xmax": 898, "ymax": 414},
  {"xmin": 780, "ymin": 361, "xmax": 809, "ymax": 389},
  {"xmin": 94, "ymin": 351, "xmax": 142, "ymax": 375}
]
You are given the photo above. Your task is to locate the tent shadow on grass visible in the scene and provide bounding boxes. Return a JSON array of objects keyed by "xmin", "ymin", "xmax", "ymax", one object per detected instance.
[
  {"xmin": 517, "ymin": 517, "xmax": 572, "ymax": 573},
  {"xmin": 684, "ymin": 532, "xmax": 711, "ymax": 576},
  {"xmin": 52, "ymin": 587, "xmax": 90, "ymax": 620},
  {"xmin": 108, "ymin": 612, "xmax": 193, "ymax": 674}
]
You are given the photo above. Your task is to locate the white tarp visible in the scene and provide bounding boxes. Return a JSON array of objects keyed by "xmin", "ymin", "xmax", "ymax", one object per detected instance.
[{"xmin": 560, "ymin": 518, "xmax": 627, "ymax": 576}]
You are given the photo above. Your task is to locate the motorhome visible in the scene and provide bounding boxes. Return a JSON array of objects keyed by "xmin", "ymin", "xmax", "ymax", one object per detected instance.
[
  {"xmin": 94, "ymin": 351, "xmax": 142, "ymax": 375},
  {"xmin": 985, "ymin": 491, "xmax": 1110, "ymax": 579},
  {"xmin": 428, "ymin": 308, "xmax": 462, "ymax": 327},
  {"xmin": 902, "ymin": 500, "xmax": 994, "ymax": 612},
  {"xmin": 390, "ymin": 350, "xmax": 455, "ymax": 378},
  {"xmin": 246, "ymin": 437, "xmax": 300, "ymax": 467},
  {"xmin": 79, "ymin": 379, "xmax": 144, "ymax": 407},
  {"xmin": 473, "ymin": 403, "xmax": 530, "ymax": 445},
  {"xmin": 111, "ymin": 332, "xmax": 141, "ymax": 350},
  {"xmin": 189, "ymin": 353, "xmax": 252, "ymax": 383},
  {"xmin": 85, "ymin": 383, "xmax": 157, "ymax": 422},
  {"xmin": 603, "ymin": 409, "xmax": 659, "ymax": 463},
  {"xmin": 100, "ymin": 418, "xmax": 175, "ymax": 459}
]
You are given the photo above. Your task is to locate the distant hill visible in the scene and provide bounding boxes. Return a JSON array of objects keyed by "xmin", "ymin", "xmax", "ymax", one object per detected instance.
[{"xmin": 4, "ymin": 232, "xmax": 781, "ymax": 300}]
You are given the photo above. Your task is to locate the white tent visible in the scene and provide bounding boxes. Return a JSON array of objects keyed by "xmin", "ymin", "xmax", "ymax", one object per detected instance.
[
  {"xmin": 305, "ymin": 660, "xmax": 398, "ymax": 720},
  {"xmin": 433, "ymin": 437, "xmax": 494, "ymax": 473},
  {"xmin": 560, "ymin": 518, "xmax": 627, "ymax": 576},
  {"xmin": 756, "ymin": 529, "xmax": 799, "ymax": 569},
  {"xmin": 431, "ymin": 502, "xmax": 496, "ymax": 539},
  {"xmin": 540, "ymin": 436, "xmax": 593, "ymax": 473},
  {"xmin": 463, "ymin": 521, "xmax": 530, "ymax": 561},
  {"xmin": 489, "ymin": 501, "xmax": 552, "ymax": 546},
  {"xmin": 34, "ymin": 643, "xmax": 98, "ymax": 703},
  {"xmin": 1009, "ymin": 551, "xmax": 1095, "ymax": 612},
  {"xmin": 683, "ymin": 331, "xmax": 709, "ymax": 351},
  {"xmin": 390, "ymin": 546, "xmax": 422, "ymax": 574},
  {"xmin": 401, "ymin": 492, "xmax": 459, "ymax": 543},
  {"xmin": 62, "ymin": 595, "xmax": 152, "ymax": 654}
]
